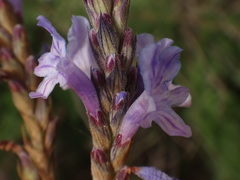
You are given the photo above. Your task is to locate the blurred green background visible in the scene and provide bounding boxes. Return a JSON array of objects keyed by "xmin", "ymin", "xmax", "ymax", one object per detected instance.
[{"xmin": 1, "ymin": 0, "xmax": 240, "ymax": 179}]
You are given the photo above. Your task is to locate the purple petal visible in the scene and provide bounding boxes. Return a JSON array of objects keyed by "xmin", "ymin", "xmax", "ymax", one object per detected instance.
[
  {"xmin": 136, "ymin": 33, "xmax": 154, "ymax": 56},
  {"xmin": 119, "ymin": 91, "xmax": 156, "ymax": 143},
  {"xmin": 166, "ymin": 82, "xmax": 191, "ymax": 107},
  {"xmin": 145, "ymin": 107, "xmax": 192, "ymax": 137},
  {"xmin": 67, "ymin": 16, "xmax": 97, "ymax": 77},
  {"xmin": 138, "ymin": 44, "xmax": 157, "ymax": 92},
  {"xmin": 132, "ymin": 167, "xmax": 178, "ymax": 180},
  {"xmin": 37, "ymin": 15, "xmax": 66, "ymax": 57},
  {"xmin": 57, "ymin": 57, "xmax": 100, "ymax": 116},
  {"xmin": 154, "ymin": 46, "xmax": 182, "ymax": 85},
  {"xmin": 179, "ymin": 94, "xmax": 191, "ymax": 107},
  {"xmin": 33, "ymin": 53, "xmax": 59, "ymax": 77},
  {"xmin": 169, "ymin": 86, "xmax": 190, "ymax": 107},
  {"xmin": 29, "ymin": 75, "xmax": 59, "ymax": 99},
  {"xmin": 138, "ymin": 38, "xmax": 180, "ymax": 92}
]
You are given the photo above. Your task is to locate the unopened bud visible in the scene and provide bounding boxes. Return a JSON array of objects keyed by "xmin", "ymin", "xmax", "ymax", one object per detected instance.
[
  {"xmin": 110, "ymin": 91, "xmax": 128, "ymax": 135},
  {"xmin": 97, "ymin": 13, "xmax": 118, "ymax": 57},
  {"xmin": 91, "ymin": 148, "xmax": 108, "ymax": 164},
  {"xmin": 0, "ymin": 27, "xmax": 11, "ymax": 48},
  {"xmin": 106, "ymin": 54, "xmax": 116, "ymax": 75},
  {"xmin": 112, "ymin": 91, "xmax": 128, "ymax": 111},
  {"xmin": 106, "ymin": 54, "xmax": 127, "ymax": 96},
  {"xmin": 113, "ymin": 0, "xmax": 130, "ymax": 34},
  {"xmin": 84, "ymin": 0, "xmax": 113, "ymax": 28},
  {"xmin": 84, "ymin": 0, "xmax": 98, "ymax": 29},
  {"xmin": 88, "ymin": 111, "xmax": 111, "ymax": 149},
  {"xmin": 91, "ymin": 68, "xmax": 106, "ymax": 88},
  {"xmin": 0, "ymin": 48, "xmax": 24, "ymax": 80},
  {"xmin": 110, "ymin": 134, "xmax": 131, "ymax": 171},
  {"xmin": 12, "ymin": 25, "xmax": 30, "ymax": 64},
  {"xmin": 25, "ymin": 55, "xmax": 39, "ymax": 91},
  {"xmin": 91, "ymin": 148, "xmax": 114, "ymax": 179},
  {"xmin": 35, "ymin": 98, "xmax": 51, "ymax": 130},
  {"xmin": 115, "ymin": 167, "xmax": 131, "ymax": 180},
  {"xmin": 89, "ymin": 29, "xmax": 106, "ymax": 70},
  {"xmin": 120, "ymin": 28, "xmax": 136, "ymax": 71},
  {"xmin": 44, "ymin": 117, "xmax": 57, "ymax": 153},
  {"xmin": 0, "ymin": 0, "xmax": 18, "ymax": 34}
]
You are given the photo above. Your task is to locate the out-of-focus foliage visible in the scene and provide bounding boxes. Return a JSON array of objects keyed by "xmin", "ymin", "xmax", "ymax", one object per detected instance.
[{"xmin": 0, "ymin": 0, "xmax": 240, "ymax": 179}]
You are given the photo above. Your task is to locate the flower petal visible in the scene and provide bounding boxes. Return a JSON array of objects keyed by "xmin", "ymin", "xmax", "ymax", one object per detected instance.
[
  {"xmin": 132, "ymin": 166, "xmax": 178, "ymax": 180},
  {"xmin": 29, "ymin": 75, "xmax": 59, "ymax": 99},
  {"xmin": 57, "ymin": 57, "xmax": 100, "ymax": 115},
  {"xmin": 169, "ymin": 86, "xmax": 190, "ymax": 107},
  {"xmin": 33, "ymin": 53, "xmax": 59, "ymax": 77},
  {"xmin": 136, "ymin": 33, "xmax": 154, "ymax": 56},
  {"xmin": 154, "ymin": 46, "xmax": 182, "ymax": 85},
  {"xmin": 37, "ymin": 15, "xmax": 66, "ymax": 58},
  {"xmin": 119, "ymin": 91, "xmax": 156, "ymax": 143},
  {"xmin": 138, "ymin": 38, "xmax": 177, "ymax": 93},
  {"xmin": 146, "ymin": 107, "xmax": 192, "ymax": 137},
  {"xmin": 138, "ymin": 44, "xmax": 157, "ymax": 92},
  {"xmin": 67, "ymin": 16, "xmax": 97, "ymax": 78}
]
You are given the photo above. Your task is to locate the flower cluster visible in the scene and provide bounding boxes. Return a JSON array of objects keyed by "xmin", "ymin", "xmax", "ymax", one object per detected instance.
[{"xmin": 29, "ymin": 14, "xmax": 191, "ymax": 179}]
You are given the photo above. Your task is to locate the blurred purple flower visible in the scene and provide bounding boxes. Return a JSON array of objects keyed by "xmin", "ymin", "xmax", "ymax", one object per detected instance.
[
  {"xmin": 132, "ymin": 166, "xmax": 178, "ymax": 180},
  {"xmin": 29, "ymin": 15, "xmax": 99, "ymax": 115},
  {"xmin": 119, "ymin": 34, "xmax": 192, "ymax": 143},
  {"xmin": 8, "ymin": 0, "xmax": 22, "ymax": 16}
]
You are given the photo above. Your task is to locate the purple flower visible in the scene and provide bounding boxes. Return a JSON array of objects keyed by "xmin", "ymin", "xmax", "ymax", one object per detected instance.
[
  {"xmin": 8, "ymin": 0, "xmax": 22, "ymax": 15},
  {"xmin": 132, "ymin": 166, "xmax": 178, "ymax": 180},
  {"xmin": 119, "ymin": 34, "xmax": 192, "ymax": 143},
  {"xmin": 29, "ymin": 15, "xmax": 100, "ymax": 115}
]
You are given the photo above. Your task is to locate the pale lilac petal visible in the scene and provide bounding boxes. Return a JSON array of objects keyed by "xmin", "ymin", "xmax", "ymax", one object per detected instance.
[
  {"xmin": 136, "ymin": 33, "xmax": 154, "ymax": 56},
  {"xmin": 67, "ymin": 16, "xmax": 97, "ymax": 77},
  {"xmin": 166, "ymin": 82, "xmax": 191, "ymax": 107},
  {"xmin": 33, "ymin": 53, "xmax": 59, "ymax": 77},
  {"xmin": 120, "ymin": 91, "xmax": 156, "ymax": 143},
  {"xmin": 133, "ymin": 167, "xmax": 178, "ymax": 180},
  {"xmin": 57, "ymin": 57, "xmax": 100, "ymax": 115},
  {"xmin": 179, "ymin": 94, "xmax": 192, "ymax": 107},
  {"xmin": 168, "ymin": 86, "xmax": 190, "ymax": 107},
  {"xmin": 37, "ymin": 15, "xmax": 66, "ymax": 57},
  {"xmin": 146, "ymin": 108, "xmax": 192, "ymax": 137},
  {"xmin": 154, "ymin": 46, "xmax": 182, "ymax": 85},
  {"xmin": 29, "ymin": 75, "xmax": 58, "ymax": 99},
  {"xmin": 138, "ymin": 44, "xmax": 157, "ymax": 92}
]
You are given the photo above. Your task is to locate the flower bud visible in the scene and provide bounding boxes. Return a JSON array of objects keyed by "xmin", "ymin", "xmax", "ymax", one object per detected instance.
[
  {"xmin": 91, "ymin": 68, "xmax": 106, "ymax": 88},
  {"xmin": 105, "ymin": 54, "xmax": 127, "ymax": 96},
  {"xmin": 110, "ymin": 134, "xmax": 131, "ymax": 172},
  {"xmin": 0, "ymin": 48, "xmax": 24, "ymax": 80},
  {"xmin": 88, "ymin": 111, "xmax": 111, "ymax": 149},
  {"xmin": 89, "ymin": 29, "xmax": 106, "ymax": 70},
  {"xmin": 120, "ymin": 28, "xmax": 136, "ymax": 71},
  {"xmin": 113, "ymin": 0, "xmax": 130, "ymax": 33},
  {"xmin": 110, "ymin": 91, "xmax": 128, "ymax": 135},
  {"xmin": 91, "ymin": 148, "xmax": 114, "ymax": 180},
  {"xmin": 12, "ymin": 24, "xmax": 30, "ymax": 64},
  {"xmin": 24, "ymin": 55, "xmax": 39, "ymax": 92},
  {"xmin": 97, "ymin": 13, "xmax": 118, "ymax": 57},
  {"xmin": 0, "ymin": 0, "xmax": 18, "ymax": 34},
  {"xmin": 0, "ymin": 27, "xmax": 11, "ymax": 48}
]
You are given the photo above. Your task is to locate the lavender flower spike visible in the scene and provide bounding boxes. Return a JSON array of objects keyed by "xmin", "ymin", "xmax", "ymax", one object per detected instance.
[
  {"xmin": 29, "ymin": 15, "xmax": 99, "ymax": 114},
  {"xmin": 119, "ymin": 34, "xmax": 192, "ymax": 143}
]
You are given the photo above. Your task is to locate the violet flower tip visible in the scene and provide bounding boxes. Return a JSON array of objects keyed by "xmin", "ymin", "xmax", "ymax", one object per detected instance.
[{"xmin": 29, "ymin": 92, "xmax": 47, "ymax": 99}]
